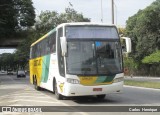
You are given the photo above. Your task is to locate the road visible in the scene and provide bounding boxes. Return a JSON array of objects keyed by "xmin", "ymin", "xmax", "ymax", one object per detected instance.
[{"xmin": 0, "ymin": 73, "xmax": 160, "ymax": 115}]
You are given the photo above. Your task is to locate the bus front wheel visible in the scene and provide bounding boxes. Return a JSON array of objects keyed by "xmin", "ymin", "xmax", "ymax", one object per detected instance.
[
  {"xmin": 96, "ymin": 94, "xmax": 106, "ymax": 100},
  {"xmin": 55, "ymin": 81, "xmax": 63, "ymax": 100}
]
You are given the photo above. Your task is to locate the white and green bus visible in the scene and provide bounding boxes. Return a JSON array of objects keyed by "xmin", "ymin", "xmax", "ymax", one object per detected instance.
[{"xmin": 29, "ymin": 23, "xmax": 131, "ymax": 100}]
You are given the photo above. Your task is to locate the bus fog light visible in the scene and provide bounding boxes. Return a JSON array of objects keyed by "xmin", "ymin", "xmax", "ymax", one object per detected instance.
[
  {"xmin": 67, "ymin": 78, "xmax": 80, "ymax": 84},
  {"xmin": 114, "ymin": 77, "xmax": 124, "ymax": 83}
]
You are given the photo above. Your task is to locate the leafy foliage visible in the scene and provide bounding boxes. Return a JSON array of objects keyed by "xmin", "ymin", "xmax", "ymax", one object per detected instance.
[
  {"xmin": 118, "ymin": 27, "xmax": 126, "ymax": 35},
  {"xmin": 0, "ymin": 0, "xmax": 16, "ymax": 38},
  {"xmin": 14, "ymin": 0, "xmax": 35, "ymax": 29},
  {"xmin": 35, "ymin": 7, "xmax": 90, "ymax": 37},
  {"xmin": 124, "ymin": 57, "xmax": 138, "ymax": 70},
  {"xmin": 0, "ymin": 53, "xmax": 16, "ymax": 70},
  {"xmin": 60, "ymin": 7, "xmax": 90, "ymax": 23},
  {"xmin": 142, "ymin": 50, "xmax": 160, "ymax": 64},
  {"xmin": 0, "ymin": 0, "xmax": 35, "ymax": 38},
  {"xmin": 125, "ymin": 0, "xmax": 160, "ymax": 76},
  {"xmin": 14, "ymin": 6, "xmax": 90, "ymax": 70},
  {"xmin": 126, "ymin": 0, "xmax": 160, "ymax": 61},
  {"xmin": 124, "ymin": 57, "xmax": 139, "ymax": 75}
]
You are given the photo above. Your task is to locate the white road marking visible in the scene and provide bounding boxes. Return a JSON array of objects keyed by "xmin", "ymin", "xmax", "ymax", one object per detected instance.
[
  {"xmin": 21, "ymin": 100, "xmax": 60, "ymax": 103},
  {"xmin": 38, "ymin": 93, "xmax": 89, "ymax": 115},
  {"xmin": 12, "ymin": 93, "xmax": 46, "ymax": 96},
  {"xmin": 10, "ymin": 96, "xmax": 50, "ymax": 98},
  {"xmin": 0, "ymin": 112, "xmax": 21, "ymax": 115},
  {"xmin": 0, "ymin": 93, "xmax": 46, "ymax": 98},
  {"xmin": 0, "ymin": 85, "xmax": 28, "ymax": 89},
  {"xmin": 0, "ymin": 85, "xmax": 89, "ymax": 115},
  {"xmin": 0, "ymin": 99, "xmax": 60, "ymax": 104}
]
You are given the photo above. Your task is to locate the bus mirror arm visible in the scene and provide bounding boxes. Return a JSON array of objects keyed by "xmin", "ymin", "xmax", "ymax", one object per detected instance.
[
  {"xmin": 60, "ymin": 37, "xmax": 67, "ymax": 56},
  {"xmin": 121, "ymin": 37, "xmax": 132, "ymax": 53}
]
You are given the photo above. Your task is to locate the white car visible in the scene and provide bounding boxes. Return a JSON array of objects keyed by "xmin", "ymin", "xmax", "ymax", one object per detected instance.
[
  {"xmin": 17, "ymin": 70, "xmax": 26, "ymax": 78},
  {"xmin": 1, "ymin": 70, "xmax": 5, "ymax": 73},
  {"xmin": 7, "ymin": 69, "xmax": 14, "ymax": 75}
]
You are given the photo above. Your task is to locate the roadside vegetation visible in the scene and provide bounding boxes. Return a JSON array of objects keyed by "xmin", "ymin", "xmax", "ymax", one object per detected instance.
[
  {"xmin": 124, "ymin": 0, "xmax": 160, "ymax": 76},
  {"xmin": 124, "ymin": 80, "xmax": 160, "ymax": 89}
]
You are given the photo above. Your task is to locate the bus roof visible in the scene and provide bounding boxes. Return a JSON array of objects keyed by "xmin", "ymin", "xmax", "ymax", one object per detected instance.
[
  {"xmin": 57, "ymin": 22, "xmax": 115, "ymax": 28},
  {"xmin": 30, "ymin": 22, "xmax": 116, "ymax": 47},
  {"xmin": 31, "ymin": 29, "xmax": 56, "ymax": 47}
]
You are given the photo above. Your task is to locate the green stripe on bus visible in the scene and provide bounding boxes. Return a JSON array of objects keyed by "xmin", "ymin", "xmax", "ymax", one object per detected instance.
[
  {"xmin": 41, "ymin": 55, "xmax": 50, "ymax": 83},
  {"xmin": 95, "ymin": 76, "xmax": 115, "ymax": 83}
]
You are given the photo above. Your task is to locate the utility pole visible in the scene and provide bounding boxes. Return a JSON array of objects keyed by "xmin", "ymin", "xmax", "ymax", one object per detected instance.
[
  {"xmin": 111, "ymin": 0, "xmax": 114, "ymax": 24},
  {"xmin": 101, "ymin": 0, "xmax": 103, "ymax": 22}
]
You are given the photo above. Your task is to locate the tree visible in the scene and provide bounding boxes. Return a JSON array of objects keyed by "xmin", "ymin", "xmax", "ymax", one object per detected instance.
[
  {"xmin": 142, "ymin": 50, "xmax": 160, "ymax": 64},
  {"xmin": 0, "ymin": 0, "xmax": 16, "ymax": 38},
  {"xmin": 35, "ymin": 11, "xmax": 59, "ymax": 37},
  {"xmin": 35, "ymin": 7, "xmax": 90, "ymax": 37},
  {"xmin": 0, "ymin": 53, "xmax": 16, "ymax": 70},
  {"xmin": 14, "ymin": 0, "xmax": 35, "ymax": 30},
  {"xmin": 141, "ymin": 50, "xmax": 160, "ymax": 76},
  {"xmin": 118, "ymin": 27, "xmax": 126, "ymax": 35},
  {"xmin": 124, "ymin": 57, "xmax": 139, "ymax": 75},
  {"xmin": 126, "ymin": 0, "xmax": 160, "ymax": 61},
  {"xmin": 0, "ymin": 0, "xmax": 35, "ymax": 39},
  {"xmin": 125, "ymin": 0, "xmax": 160, "ymax": 76},
  {"xmin": 15, "ymin": 7, "xmax": 90, "ymax": 70},
  {"xmin": 59, "ymin": 7, "xmax": 90, "ymax": 23}
]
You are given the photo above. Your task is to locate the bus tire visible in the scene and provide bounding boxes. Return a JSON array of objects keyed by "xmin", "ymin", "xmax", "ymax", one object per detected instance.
[
  {"xmin": 55, "ymin": 81, "xmax": 63, "ymax": 100},
  {"xmin": 33, "ymin": 76, "xmax": 35, "ymax": 85},
  {"xmin": 96, "ymin": 94, "xmax": 106, "ymax": 100},
  {"xmin": 52, "ymin": 78, "xmax": 55, "ymax": 94},
  {"xmin": 34, "ymin": 77, "xmax": 41, "ymax": 91}
]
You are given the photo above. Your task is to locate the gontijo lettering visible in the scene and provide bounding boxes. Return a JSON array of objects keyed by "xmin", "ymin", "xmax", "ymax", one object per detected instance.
[{"xmin": 34, "ymin": 59, "xmax": 41, "ymax": 66}]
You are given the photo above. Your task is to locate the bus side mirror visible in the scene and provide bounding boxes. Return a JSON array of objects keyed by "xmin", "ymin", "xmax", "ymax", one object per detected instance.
[
  {"xmin": 60, "ymin": 37, "xmax": 67, "ymax": 56},
  {"xmin": 121, "ymin": 37, "xmax": 132, "ymax": 53}
]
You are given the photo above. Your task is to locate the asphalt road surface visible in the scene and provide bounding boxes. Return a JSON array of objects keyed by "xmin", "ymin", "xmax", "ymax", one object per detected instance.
[{"xmin": 0, "ymin": 73, "xmax": 160, "ymax": 115}]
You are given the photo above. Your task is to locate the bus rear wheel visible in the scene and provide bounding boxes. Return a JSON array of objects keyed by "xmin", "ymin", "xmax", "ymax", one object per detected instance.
[{"xmin": 55, "ymin": 81, "xmax": 63, "ymax": 100}]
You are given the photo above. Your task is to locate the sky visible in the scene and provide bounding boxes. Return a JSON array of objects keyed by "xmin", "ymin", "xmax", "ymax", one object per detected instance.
[
  {"xmin": 0, "ymin": 0, "xmax": 156, "ymax": 54},
  {"xmin": 32, "ymin": 0, "xmax": 156, "ymax": 26},
  {"xmin": 0, "ymin": 49, "xmax": 16, "ymax": 54}
]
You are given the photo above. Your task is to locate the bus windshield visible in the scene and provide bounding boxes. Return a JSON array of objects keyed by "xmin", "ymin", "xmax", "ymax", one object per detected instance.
[{"xmin": 66, "ymin": 41, "xmax": 123, "ymax": 75}]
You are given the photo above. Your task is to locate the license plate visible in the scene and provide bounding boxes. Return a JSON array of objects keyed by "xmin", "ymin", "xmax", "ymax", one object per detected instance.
[{"xmin": 93, "ymin": 88, "xmax": 102, "ymax": 91}]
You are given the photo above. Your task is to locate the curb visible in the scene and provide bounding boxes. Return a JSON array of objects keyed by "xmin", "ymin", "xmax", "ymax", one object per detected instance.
[{"xmin": 124, "ymin": 85, "xmax": 160, "ymax": 91}]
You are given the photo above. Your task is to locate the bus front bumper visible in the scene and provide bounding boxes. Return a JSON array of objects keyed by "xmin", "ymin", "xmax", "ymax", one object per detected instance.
[{"xmin": 62, "ymin": 81, "xmax": 123, "ymax": 96}]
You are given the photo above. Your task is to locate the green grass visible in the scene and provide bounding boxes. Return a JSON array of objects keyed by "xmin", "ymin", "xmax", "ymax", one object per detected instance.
[{"xmin": 124, "ymin": 80, "xmax": 160, "ymax": 89}]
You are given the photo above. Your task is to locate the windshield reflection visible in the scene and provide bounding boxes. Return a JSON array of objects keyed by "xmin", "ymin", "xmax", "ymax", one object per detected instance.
[{"xmin": 66, "ymin": 41, "xmax": 122, "ymax": 75}]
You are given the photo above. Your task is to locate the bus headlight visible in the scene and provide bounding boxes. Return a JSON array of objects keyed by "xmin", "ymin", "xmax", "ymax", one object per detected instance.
[
  {"xmin": 113, "ymin": 77, "xmax": 124, "ymax": 83},
  {"xmin": 67, "ymin": 78, "xmax": 80, "ymax": 84}
]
